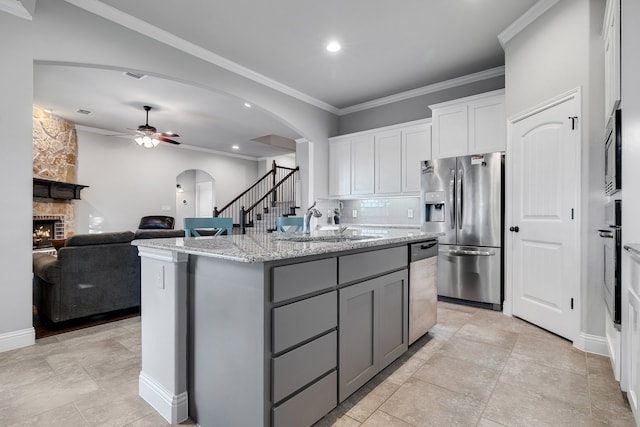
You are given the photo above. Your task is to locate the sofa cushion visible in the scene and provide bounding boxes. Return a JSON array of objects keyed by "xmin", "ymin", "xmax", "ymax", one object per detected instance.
[
  {"xmin": 32, "ymin": 253, "xmax": 61, "ymax": 284},
  {"xmin": 135, "ymin": 229, "xmax": 185, "ymax": 239},
  {"xmin": 65, "ymin": 231, "xmax": 135, "ymax": 247}
]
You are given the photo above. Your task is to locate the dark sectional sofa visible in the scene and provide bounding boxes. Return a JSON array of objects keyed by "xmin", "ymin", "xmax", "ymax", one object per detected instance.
[{"xmin": 32, "ymin": 229, "xmax": 184, "ymax": 323}]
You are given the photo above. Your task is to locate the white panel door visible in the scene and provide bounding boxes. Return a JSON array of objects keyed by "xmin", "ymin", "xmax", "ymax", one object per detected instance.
[
  {"xmin": 401, "ymin": 123, "xmax": 431, "ymax": 193},
  {"xmin": 351, "ymin": 134, "xmax": 375, "ymax": 195},
  {"xmin": 509, "ymin": 92, "xmax": 580, "ymax": 341},
  {"xmin": 196, "ymin": 181, "xmax": 213, "ymax": 217},
  {"xmin": 375, "ymin": 130, "xmax": 402, "ymax": 194}
]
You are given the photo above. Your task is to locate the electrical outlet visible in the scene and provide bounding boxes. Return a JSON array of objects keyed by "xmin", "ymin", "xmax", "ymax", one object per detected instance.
[
  {"xmin": 407, "ymin": 208, "xmax": 414, "ymax": 219},
  {"xmin": 352, "ymin": 209, "xmax": 358, "ymax": 218}
]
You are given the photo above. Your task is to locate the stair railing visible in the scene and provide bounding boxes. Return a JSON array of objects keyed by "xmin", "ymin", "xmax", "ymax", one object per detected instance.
[{"xmin": 214, "ymin": 161, "xmax": 299, "ymax": 233}]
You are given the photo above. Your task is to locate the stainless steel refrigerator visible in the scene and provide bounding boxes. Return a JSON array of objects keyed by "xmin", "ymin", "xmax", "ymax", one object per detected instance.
[{"xmin": 420, "ymin": 152, "xmax": 503, "ymax": 310}]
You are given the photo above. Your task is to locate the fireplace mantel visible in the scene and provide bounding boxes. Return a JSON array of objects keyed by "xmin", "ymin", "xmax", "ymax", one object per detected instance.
[{"xmin": 33, "ymin": 178, "xmax": 88, "ymax": 200}]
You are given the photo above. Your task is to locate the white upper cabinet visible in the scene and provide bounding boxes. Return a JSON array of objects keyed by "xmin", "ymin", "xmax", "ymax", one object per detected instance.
[
  {"xmin": 603, "ymin": 0, "xmax": 621, "ymax": 123},
  {"xmin": 430, "ymin": 89, "xmax": 505, "ymax": 158},
  {"xmin": 329, "ymin": 137, "xmax": 351, "ymax": 197},
  {"xmin": 375, "ymin": 130, "xmax": 402, "ymax": 194},
  {"xmin": 431, "ymin": 104, "xmax": 468, "ymax": 158},
  {"xmin": 401, "ymin": 123, "xmax": 431, "ymax": 193},
  {"xmin": 350, "ymin": 134, "xmax": 375, "ymax": 195},
  {"xmin": 328, "ymin": 119, "xmax": 431, "ymax": 197}
]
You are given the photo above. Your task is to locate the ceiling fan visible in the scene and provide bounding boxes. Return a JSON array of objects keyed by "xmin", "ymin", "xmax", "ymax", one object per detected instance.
[{"xmin": 130, "ymin": 105, "xmax": 180, "ymax": 148}]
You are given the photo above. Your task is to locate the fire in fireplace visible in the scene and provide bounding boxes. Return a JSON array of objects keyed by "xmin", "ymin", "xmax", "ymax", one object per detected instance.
[{"xmin": 33, "ymin": 218, "xmax": 63, "ymax": 248}]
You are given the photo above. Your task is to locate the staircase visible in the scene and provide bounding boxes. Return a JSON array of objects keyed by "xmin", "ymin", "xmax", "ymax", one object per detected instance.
[{"xmin": 214, "ymin": 161, "xmax": 299, "ymax": 234}]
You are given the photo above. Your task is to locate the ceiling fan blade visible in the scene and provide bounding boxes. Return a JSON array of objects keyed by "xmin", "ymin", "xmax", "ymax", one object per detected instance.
[
  {"xmin": 160, "ymin": 131, "xmax": 180, "ymax": 138},
  {"xmin": 157, "ymin": 135, "xmax": 181, "ymax": 145}
]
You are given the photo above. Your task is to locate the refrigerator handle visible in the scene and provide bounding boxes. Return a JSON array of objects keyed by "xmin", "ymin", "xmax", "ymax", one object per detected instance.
[
  {"xmin": 449, "ymin": 176, "xmax": 455, "ymax": 229},
  {"xmin": 457, "ymin": 165, "xmax": 463, "ymax": 230}
]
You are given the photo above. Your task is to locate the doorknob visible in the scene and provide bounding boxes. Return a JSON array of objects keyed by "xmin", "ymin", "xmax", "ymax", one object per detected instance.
[{"xmin": 509, "ymin": 226, "xmax": 520, "ymax": 232}]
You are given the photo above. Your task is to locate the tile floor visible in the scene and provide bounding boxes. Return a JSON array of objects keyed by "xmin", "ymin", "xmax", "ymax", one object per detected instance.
[{"xmin": 0, "ymin": 302, "xmax": 634, "ymax": 426}]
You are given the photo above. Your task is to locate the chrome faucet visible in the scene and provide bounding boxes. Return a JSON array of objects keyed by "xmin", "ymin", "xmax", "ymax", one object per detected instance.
[{"xmin": 303, "ymin": 201, "xmax": 323, "ymax": 235}]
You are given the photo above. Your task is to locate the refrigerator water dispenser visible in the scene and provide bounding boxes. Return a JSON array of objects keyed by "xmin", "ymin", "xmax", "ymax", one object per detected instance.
[{"xmin": 424, "ymin": 191, "xmax": 445, "ymax": 222}]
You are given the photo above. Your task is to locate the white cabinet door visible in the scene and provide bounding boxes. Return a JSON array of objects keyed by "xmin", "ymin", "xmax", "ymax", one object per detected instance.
[
  {"xmin": 431, "ymin": 104, "xmax": 468, "ymax": 159},
  {"xmin": 402, "ymin": 123, "xmax": 431, "ymax": 193},
  {"xmin": 603, "ymin": 0, "xmax": 621, "ymax": 123},
  {"xmin": 329, "ymin": 138, "xmax": 351, "ymax": 197},
  {"xmin": 624, "ymin": 247, "xmax": 640, "ymax": 424},
  {"xmin": 375, "ymin": 130, "xmax": 402, "ymax": 194},
  {"xmin": 468, "ymin": 95, "xmax": 506, "ymax": 154},
  {"xmin": 351, "ymin": 134, "xmax": 375, "ymax": 195}
]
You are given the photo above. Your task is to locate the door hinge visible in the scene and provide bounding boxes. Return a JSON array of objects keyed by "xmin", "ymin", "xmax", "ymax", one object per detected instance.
[
  {"xmin": 569, "ymin": 116, "xmax": 578, "ymax": 130},
  {"xmin": 571, "ymin": 298, "xmax": 574, "ymax": 310},
  {"xmin": 571, "ymin": 208, "xmax": 574, "ymax": 219}
]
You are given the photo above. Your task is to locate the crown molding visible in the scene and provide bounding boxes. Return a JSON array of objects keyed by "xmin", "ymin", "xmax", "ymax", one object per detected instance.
[
  {"xmin": 0, "ymin": 0, "xmax": 31, "ymax": 20},
  {"xmin": 63, "ymin": 0, "xmax": 340, "ymax": 115},
  {"xmin": 338, "ymin": 66, "xmax": 505, "ymax": 116},
  {"xmin": 498, "ymin": 0, "xmax": 560, "ymax": 48}
]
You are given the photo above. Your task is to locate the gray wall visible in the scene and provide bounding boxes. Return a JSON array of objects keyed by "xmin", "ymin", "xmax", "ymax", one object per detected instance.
[
  {"xmin": 338, "ymin": 76, "xmax": 504, "ymax": 135},
  {"xmin": 504, "ymin": 0, "xmax": 606, "ymax": 339},
  {"xmin": 75, "ymin": 130, "xmax": 259, "ymax": 233},
  {"xmin": 0, "ymin": 11, "xmax": 34, "ymax": 349}
]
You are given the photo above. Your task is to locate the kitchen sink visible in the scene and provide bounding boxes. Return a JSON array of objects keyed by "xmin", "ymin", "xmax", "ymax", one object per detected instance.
[{"xmin": 277, "ymin": 235, "xmax": 379, "ymax": 243}]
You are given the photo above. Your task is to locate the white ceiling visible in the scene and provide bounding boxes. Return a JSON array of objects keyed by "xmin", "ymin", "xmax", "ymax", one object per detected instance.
[{"xmin": 33, "ymin": 0, "xmax": 538, "ymax": 158}]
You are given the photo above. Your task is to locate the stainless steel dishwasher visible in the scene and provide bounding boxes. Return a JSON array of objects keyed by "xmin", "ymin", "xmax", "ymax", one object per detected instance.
[{"xmin": 409, "ymin": 240, "xmax": 438, "ymax": 344}]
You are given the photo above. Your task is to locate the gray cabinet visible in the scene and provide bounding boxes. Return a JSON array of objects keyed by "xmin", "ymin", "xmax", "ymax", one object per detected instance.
[
  {"xmin": 338, "ymin": 269, "xmax": 408, "ymax": 402},
  {"xmin": 270, "ymin": 260, "xmax": 338, "ymax": 426}
]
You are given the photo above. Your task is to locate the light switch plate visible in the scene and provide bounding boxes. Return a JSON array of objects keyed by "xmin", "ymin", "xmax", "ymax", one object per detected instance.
[
  {"xmin": 352, "ymin": 209, "xmax": 358, "ymax": 218},
  {"xmin": 407, "ymin": 208, "xmax": 414, "ymax": 219}
]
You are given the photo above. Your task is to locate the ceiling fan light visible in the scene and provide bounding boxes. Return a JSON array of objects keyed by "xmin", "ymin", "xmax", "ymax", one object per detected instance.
[
  {"xmin": 134, "ymin": 136, "xmax": 144, "ymax": 146},
  {"xmin": 151, "ymin": 138, "xmax": 160, "ymax": 147}
]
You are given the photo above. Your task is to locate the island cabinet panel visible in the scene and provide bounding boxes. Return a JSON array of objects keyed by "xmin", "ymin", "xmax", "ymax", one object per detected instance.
[
  {"xmin": 272, "ymin": 371, "xmax": 337, "ymax": 427},
  {"xmin": 338, "ymin": 269, "xmax": 409, "ymax": 402},
  {"xmin": 271, "ymin": 258, "xmax": 337, "ymax": 303},
  {"xmin": 272, "ymin": 291, "xmax": 337, "ymax": 353},
  {"xmin": 339, "ymin": 245, "xmax": 407, "ymax": 284},
  {"xmin": 272, "ymin": 331, "xmax": 337, "ymax": 403}
]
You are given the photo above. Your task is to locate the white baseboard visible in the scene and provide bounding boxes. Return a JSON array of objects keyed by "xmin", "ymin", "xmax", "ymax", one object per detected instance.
[
  {"xmin": 574, "ymin": 331, "xmax": 609, "ymax": 356},
  {"xmin": 139, "ymin": 371, "xmax": 188, "ymax": 424},
  {"xmin": 0, "ymin": 327, "xmax": 35, "ymax": 353}
]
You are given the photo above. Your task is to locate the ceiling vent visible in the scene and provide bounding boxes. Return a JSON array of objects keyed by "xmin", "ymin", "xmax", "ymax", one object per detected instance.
[
  {"xmin": 123, "ymin": 71, "xmax": 147, "ymax": 80},
  {"xmin": 76, "ymin": 109, "xmax": 92, "ymax": 115}
]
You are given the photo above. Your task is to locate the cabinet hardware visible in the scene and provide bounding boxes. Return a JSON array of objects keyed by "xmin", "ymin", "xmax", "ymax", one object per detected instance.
[
  {"xmin": 571, "ymin": 298, "xmax": 574, "ymax": 310},
  {"xmin": 509, "ymin": 226, "xmax": 519, "ymax": 232}
]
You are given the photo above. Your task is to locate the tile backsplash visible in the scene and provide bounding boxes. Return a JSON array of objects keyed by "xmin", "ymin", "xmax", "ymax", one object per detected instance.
[{"xmin": 316, "ymin": 197, "xmax": 420, "ymax": 226}]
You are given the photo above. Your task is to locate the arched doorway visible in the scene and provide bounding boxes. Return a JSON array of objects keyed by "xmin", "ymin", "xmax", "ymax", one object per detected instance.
[{"xmin": 176, "ymin": 169, "xmax": 215, "ymax": 228}]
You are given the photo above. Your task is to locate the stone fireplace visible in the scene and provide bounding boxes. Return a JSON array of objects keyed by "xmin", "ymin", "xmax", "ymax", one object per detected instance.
[{"xmin": 32, "ymin": 107, "xmax": 78, "ymax": 240}]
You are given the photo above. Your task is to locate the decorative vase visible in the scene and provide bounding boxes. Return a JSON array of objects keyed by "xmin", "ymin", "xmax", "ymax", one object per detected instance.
[{"xmin": 334, "ymin": 215, "xmax": 340, "ymax": 224}]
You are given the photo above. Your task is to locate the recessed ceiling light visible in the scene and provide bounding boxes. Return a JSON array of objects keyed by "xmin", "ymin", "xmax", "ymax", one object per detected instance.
[
  {"xmin": 43, "ymin": 108, "xmax": 53, "ymax": 113},
  {"xmin": 232, "ymin": 145, "xmax": 240, "ymax": 150},
  {"xmin": 326, "ymin": 41, "xmax": 341, "ymax": 52},
  {"xmin": 244, "ymin": 102, "xmax": 252, "ymax": 108}
]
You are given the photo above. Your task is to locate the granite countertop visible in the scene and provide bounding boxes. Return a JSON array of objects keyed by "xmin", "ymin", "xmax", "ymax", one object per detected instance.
[{"xmin": 132, "ymin": 228, "xmax": 440, "ymax": 263}]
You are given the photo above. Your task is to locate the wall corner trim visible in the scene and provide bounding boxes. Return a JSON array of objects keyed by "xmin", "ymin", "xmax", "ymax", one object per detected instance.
[
  {"xmin": 0, "ymin": 0, "xmax": 32, "ymax": 20},
  {"xmin": 498, "ymin": 0, "xmax": 561, "ymax": 48},
  {"xmin": 0, "ymin": 327, "xmax": 35, "ymax": 353}
]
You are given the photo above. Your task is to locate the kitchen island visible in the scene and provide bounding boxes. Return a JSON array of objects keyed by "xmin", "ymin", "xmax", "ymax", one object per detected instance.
[{"xmin": 132, "ymin": 228, "xmax": 439, "ymax": 426}]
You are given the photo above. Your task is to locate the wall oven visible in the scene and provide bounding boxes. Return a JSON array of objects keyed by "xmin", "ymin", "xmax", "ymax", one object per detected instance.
[
  {"xmin": 598, "ymin": 200, "xmax": 621, "ymax": 328},
  {"xmin": 605, "ymin": 109, "xmax": 622, "ymax": 195}
]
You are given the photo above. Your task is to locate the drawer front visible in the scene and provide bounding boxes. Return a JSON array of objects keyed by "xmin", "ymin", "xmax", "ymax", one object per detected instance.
[
  {"xmin": 339, "ymin": 246, "xmax": 407, "ymax": 284},
  {"xmin": 272, "ymin": 291, "xmax": 337, "ymax": 353},
  {"xmin": 273, "ymin": 331, "xmax": 337, "ymax": 403},
  {"xmin": 272, "ymin": 258, "xmax": 337, "ymax": 303},
  {"xmin": 273, "ymin": 371, "xmax": 337, "ymax": 427}
]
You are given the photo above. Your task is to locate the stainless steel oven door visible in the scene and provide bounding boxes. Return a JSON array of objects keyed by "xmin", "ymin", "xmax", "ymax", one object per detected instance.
[{"xmin": 599, "ymin": 226, "xmax": 621, "ymax": 327}]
